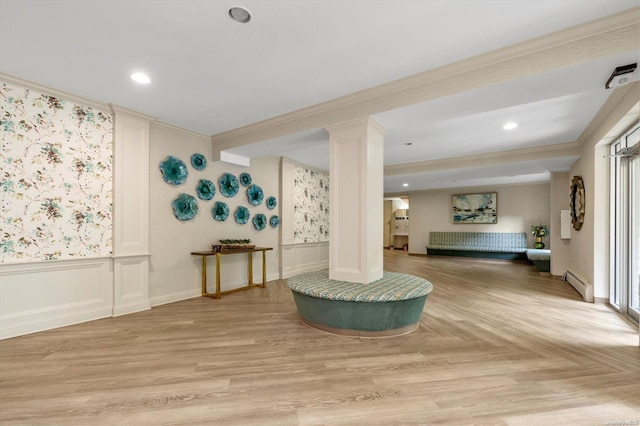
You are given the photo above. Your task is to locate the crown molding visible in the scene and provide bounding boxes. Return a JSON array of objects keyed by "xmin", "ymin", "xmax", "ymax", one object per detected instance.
[
  {"xmin": 325, "ymin": 117, "xmax": 387, "ymax": 135},
  {"xmin": 281, "ymin": 156, "xmax": 329, "ymax": 175},
  {"xmin": 384, "ymin": 142, "xmax": 581, "ymax": 176},
  {"xmin": 109, "ymin": 104, "xmax": 155, "ymax": 122},
  {"xmin": 577, "ymin": 82, "xmax": 639, "ymax": 147},
  {"xmin": 1, "ymin": 72, "xmax": 110, "ymax": 113},
  {"xmin": 151, "ymin": 120, "xmax": 209, "ymax": 140},
  {"xmin": 211, "ymin": 7, "xmax": 640, "ymax": 152}
]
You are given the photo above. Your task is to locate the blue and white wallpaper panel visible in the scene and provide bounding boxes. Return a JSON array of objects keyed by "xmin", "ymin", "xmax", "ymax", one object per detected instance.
[
  {"xmin": 1, "ymin": 81, "xmax": 113, "ymax": 263},
  {"xmin": 294, "ymin": 166, "xmax": 329, "ymax": 243}
]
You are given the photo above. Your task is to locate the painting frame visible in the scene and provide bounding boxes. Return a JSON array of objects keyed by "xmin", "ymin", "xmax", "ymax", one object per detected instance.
[{"xmin": 452, "ymin": 192, "xmax": 498, "ymax": 224}]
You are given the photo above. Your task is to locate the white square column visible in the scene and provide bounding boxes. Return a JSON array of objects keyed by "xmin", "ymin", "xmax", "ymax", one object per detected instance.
[{"xmin": 326, "ymin": 118, "xmax": 386, "ymax": 284}]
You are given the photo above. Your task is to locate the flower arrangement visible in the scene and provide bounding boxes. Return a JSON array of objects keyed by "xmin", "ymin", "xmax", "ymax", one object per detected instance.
[{"xmin": 531, "ymin": 224, "xmax": 549, "ymax": 238}]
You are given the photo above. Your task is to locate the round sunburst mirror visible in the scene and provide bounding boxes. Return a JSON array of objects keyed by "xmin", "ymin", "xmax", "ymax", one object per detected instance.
[{"xmin": 569, "ymin": 175, "xmax": 585, "ymax": 231}]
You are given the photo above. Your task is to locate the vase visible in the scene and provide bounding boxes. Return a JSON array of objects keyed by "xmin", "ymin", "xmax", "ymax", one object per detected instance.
[{"xmin": 534, "ymin": 236, "xmax": 545, "ymax": 249}]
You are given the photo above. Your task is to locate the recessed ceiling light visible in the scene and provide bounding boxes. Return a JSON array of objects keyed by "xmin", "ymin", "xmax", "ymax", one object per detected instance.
[
  {"xmin": 503, "ymin": 122, "xmax": 518, "ymax": 130},
  {"xmin": 229, "ymin": 6, "xmax": 251, "ymax": 23},
  {"xmin": 130, "ymin": 72, "xmax": 151, "ymax": 84},
  {"xmin": 405, "ymin": 142, "xmax": 413, "ymax": 146},
  {"xmin": 402, "ymin": 183, "xmax": 409, "ymax": 187}
]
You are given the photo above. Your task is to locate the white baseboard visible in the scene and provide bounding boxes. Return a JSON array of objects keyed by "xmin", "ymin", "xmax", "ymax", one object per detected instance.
[
  {"xmin": 1, "ymin": 306, "xmax": 113, "ymax": 340},
  {"xmin": 266, "ymin": 272, "xmax": 281, "ymax": 283},
  {"xmin": 151, "ymin": 289, "xmax": 201, "ymax": 307},
  {"xmin": 150, "ymin": 271, "xmax": 282, "ymax": 308},
  {"xmin": 112, "ymin": 300, "xmax": 151, "ymax": 317},
  {"xmin": 282, "ymin": 242, "xmax": 329, "ymax": 278}
]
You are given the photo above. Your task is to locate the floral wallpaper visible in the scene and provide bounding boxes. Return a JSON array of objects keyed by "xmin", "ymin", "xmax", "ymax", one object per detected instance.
[
  {"xmin": 294, "ymin": 166, "xmax": 329, "ymax": 243},
  {"xmin": 1, "ymin": 81, "xmax": 113, "ymax": 263}
]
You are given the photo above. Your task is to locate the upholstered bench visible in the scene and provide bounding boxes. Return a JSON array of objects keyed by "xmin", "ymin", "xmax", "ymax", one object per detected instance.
[
  {"xmin": 426, "ymin": 231, "xmax": 528, "ymax": 260},
  {"xmin": 288, "ymin": 270, "xmax": 433, "ymax": 337},
  {"xmin": 526, "ymin": 249, "xmax": 551, "ymax": 274}
]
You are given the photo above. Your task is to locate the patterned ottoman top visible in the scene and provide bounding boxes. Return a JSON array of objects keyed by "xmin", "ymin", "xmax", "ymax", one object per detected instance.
[
  {"xmin": 525, "ymin": 249, "xmax": 551, "ymax": 261},
  {"xmin": 288, "ymin": 270, "xmax": 433, "ymax": 302}
]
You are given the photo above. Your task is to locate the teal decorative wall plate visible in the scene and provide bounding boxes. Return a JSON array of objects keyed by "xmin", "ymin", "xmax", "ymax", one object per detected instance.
[
  {"xmin": 212, "ymin": 201, "xmax": 230, "ymax": 221},
  {"xmin": 246, "ymin": 184, "xmax": 264, "ymax": 206},
  {"xmin": 234, "ymin": 206, "xmax": 250, "ymax": 224},
  {"xmin": 190, "ymin": 153, "xmax": 206, "ymax": 170},
  {"xmin": 266, "ymin": 196, "xmax": 277, "ymax": 210},
  {"xmin": 253, "ymin": 213, "xmax": 267, "ymax": 230},
  {"xmin": 196, "ymin": 179, "xmax": 215, "ymax": 200},
  {"xmin": 160, "ymin": 156, "xmax": 188, "ymax": 185},
  {"xmin": 219, "ymin": 173, "xmax": 239, "ymax": 197},
  {"xmin": 172, "ymin": 193, "xmax": 198, "ymax": 220},
  {"xmin": 269, "ymin": 215, "xmax": 279, "ymax": 228},
  {"xmin": 239, "ymin": 172, "xmax": 252, "ymax": 186}
]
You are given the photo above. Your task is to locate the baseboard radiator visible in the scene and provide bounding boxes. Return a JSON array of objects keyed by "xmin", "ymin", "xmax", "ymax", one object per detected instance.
[{"xmin": 564, "ymin": 271, "xmax": 594, "ymax": 303}]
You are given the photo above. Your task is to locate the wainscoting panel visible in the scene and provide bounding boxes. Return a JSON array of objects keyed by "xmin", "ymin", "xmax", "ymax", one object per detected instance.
[
  {"xmin": 113, "ymin": 255, "xmax": 151, "ymax": 316},
  {"xmin": 0, "ymin": 258, "xmax": 113, "ymax": 339},
  {"xmin": 282, "ymin": 242, "xmax": 329, "ymax": 278},
  {"xmin": 111, "ymin": 107, "xmax": 152, "ymax": 318}
]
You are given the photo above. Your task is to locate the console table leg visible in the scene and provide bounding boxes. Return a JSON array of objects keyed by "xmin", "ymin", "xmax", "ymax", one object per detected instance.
[
  {"xmin": 248, "ymin": 252, "xmax": 254, "ymax": 287},
  {"xmin": 201, "ymin": 256, "xmax": 207, "ymax": 296},
  {"xmin": 215, "ymin": 253, "xmax": 221, "ymax": 299},
  {"xmin": 191, "ymin": 247, "xmax": 272, "ymax": 298},
  {"xmin": 261, "ymin": 249, "xmax": 267, "ymax": 288}
]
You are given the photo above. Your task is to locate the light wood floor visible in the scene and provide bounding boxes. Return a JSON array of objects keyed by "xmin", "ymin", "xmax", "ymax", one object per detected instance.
[{"xmin": 1, "ymin": 252, "xmax": 638, "ymax": 425}]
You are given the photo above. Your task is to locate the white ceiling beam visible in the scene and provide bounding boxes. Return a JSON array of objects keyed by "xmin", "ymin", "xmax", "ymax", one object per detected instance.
[
  {"xmin": 211, "ymin": 7, "xmax": 640, "ymax": 156},
  {"xmin": 384, "ymin": 142, "xmax": 581, "ymax": 176}
]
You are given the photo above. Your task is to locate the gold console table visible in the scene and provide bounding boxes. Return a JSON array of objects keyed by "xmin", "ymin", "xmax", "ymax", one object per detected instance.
[{"xmin": 191, "ymin": 247, "xmax": 273, "ymax": 299}]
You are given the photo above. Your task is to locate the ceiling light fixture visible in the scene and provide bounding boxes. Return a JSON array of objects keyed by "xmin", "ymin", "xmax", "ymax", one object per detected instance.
[
  {"xmin": 130, "ymin": 72, "xmax": 151, "ymax": 84},
  {"xmin": 503, "ymin": 122, "xmax": 518, "ymax": 130},
  {"xmin": 402, "ymin": 183, "xmax": 409, "ymax": 187},
  {"xmin": 605, "ymin": 63, "xmax": 637, "ymax": 89},
  {"xmin": 405, "ymin": 142, "xmax": 413, "ymax": 146},
  {"xmin": 228, "ymin": 6, "xmax": 251, "ymax": 23}
]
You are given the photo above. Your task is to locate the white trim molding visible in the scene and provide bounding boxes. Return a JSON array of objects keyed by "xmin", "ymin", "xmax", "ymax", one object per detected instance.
[
  {"xmin": 281, "ymin": 242, "xmax": 329, "ymax": 279},
  {"xmin": 111, "ymin": 106, "xmax": 154, "ymax": 316},
  {"xmin": 0, "ymin": 258, "xmax": 113, "ymax": 339},
  {"xmin": 113, "ymin": 255, "xmax": 150, "ymax": 316}
]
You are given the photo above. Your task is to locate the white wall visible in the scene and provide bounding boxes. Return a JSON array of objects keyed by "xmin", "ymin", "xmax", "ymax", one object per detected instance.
[
  {"xmin": 567, "ymin": 83, "xmax": 639, "ymax": 300},
  {"xmin": 383, "ymin": 200, "xmax": 392, "ymax": 248},
  {"xmin": 408, "ymin": 183, "xmax": 550, "ymax": 254},
  {"xmin": 549, "ymin": 172, "xmax": 571, "ymax": 276},
  {"xmin": 149, "ymin": 123, "xmax": 281, "ymax": 305}
]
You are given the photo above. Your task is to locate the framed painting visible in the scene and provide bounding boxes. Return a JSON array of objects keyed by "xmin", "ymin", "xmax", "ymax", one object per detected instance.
[{"xmin": 452, "ymin": 192, "xmax": 497, "ymax": 224}]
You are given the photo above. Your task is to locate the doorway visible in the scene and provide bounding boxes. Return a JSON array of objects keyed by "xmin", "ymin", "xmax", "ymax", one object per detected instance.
[{"xmin": 384, "ymin": 197, "xmax": 409, "ymax": 251}]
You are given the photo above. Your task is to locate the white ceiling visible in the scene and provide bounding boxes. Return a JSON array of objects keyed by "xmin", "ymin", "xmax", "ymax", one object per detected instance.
[{"xmin": 1, "ymin": 0, "xmax": 638, "ymax": 193}]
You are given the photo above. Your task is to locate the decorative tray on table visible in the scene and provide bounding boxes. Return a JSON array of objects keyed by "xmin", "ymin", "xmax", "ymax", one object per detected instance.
[{"xmin": 212, "ymin": 239, "xmax": 256, "ymax": 253}]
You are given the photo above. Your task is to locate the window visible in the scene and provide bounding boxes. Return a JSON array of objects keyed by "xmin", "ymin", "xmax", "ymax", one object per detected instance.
[{"xmin": 610, "ymin": 123, "xmax": 639, "ymax": 323}]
